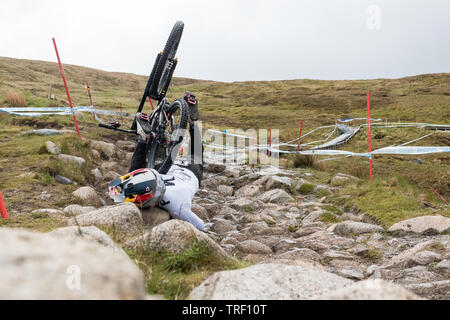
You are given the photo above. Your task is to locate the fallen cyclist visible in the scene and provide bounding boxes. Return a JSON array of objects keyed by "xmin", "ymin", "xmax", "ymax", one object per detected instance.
[{"xmin": 108, "ymin": 92, "xmax": 208, "ymax": 231}]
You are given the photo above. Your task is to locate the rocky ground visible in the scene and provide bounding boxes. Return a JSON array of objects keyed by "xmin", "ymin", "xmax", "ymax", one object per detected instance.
[{"xmin": 1, "ymin": 136, "xmax": 449, "ymax": 300}]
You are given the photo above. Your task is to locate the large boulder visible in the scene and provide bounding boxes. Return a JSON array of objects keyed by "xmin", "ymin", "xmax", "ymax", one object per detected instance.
[
  {"xmin": 258, "ymin": 189, "xmax": 294, "ymax": 204},
  {"xmin": 331, "ymin": 173, "xmax": 359, "ymax": 186},
  {"xmin": 68, "ymin": 203, "xmax": 144, "ymax": 235},
  {"xmin": 388, "ymin": 215, "xmax": 450, "ymax": 235},
  {"xmin": 406, "ymin": 250, "xmax": 442, "ymax": 267},
  {"xmin": 312, "ymin": 279, "xmax": 423, "ymax": 300},
  {"xmin": 90, "ymin": 140, "xmax": 117, "ymax": 158},
  {"xmin": 334, "ymin": 221, "xmax": 384, "ymax": 236},
  {"xmin": 143, "ymin": 220, "xmax": 227, "ymax": 256},
  {"xmin": 385, "ymin": 240, "xmax": 440, "ymax": 268},
  {"xmin": 0, "ymin": 228, "xmax": 145, "ymax": 299},
  {"xmin": 45, "ymin": 141, "xmax": 61, "ymax": 155},
  {"xmin": 217, "ymin": 185, "xmax": 234, "ymax": 197},
  {"xmin": 265, "ymin": 176, "xmax": 292, "ymax": 192},
  {"xmin": 58, "ymin": 154, "xmax": 86, "ymax": 168},
  {"xmin": 63, "ymin": 204, "xmax": 96, "ymax": 216},
  {"xmin": 48, "ymin": 226, "xmax": 124, "ymax": 254},
  {"xmin": 140, "ymin": 206, "xmax": 171, "ymax": 228},
  {"xmin": 204, "ymin": 163, "xmax": 226, "ymax": 173},
  {"xmin": 191, "ymin": 203, "xmax": 209, "ymax": 220},
  {"xmin": 72, "ymin": 187, "xmax": 101, "ymax": 207},
  {"xmin": 188, "ymin": 263, "xmax": 352, "ymax": 300},
  {"xmin": 230, "ymin": 198, "xmax": 260, "ymax": 212},
  {"xmin": 235, "ymin": 184, "xmax": 261, "ymax": 198},
  {"xmin": 236, "ymin": 240, "xmax": 273, "ymax": 254}
]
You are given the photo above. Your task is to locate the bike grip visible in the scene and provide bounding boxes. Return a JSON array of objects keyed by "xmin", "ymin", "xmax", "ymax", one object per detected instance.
[{"xmin": 99, "ymin": 123, "xmax": 113, "ymax": 129}]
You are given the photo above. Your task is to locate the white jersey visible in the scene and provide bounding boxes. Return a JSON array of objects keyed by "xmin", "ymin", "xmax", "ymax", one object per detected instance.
[{"xmin": 158, "ymin": 164, "xmax": 205, "ymax": 230}]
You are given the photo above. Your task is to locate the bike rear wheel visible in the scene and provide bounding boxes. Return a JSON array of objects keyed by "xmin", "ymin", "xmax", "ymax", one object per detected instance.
[
  {"xmin": 148, "ymin": 21, "xmax": 184, "ymax": 100},
  {"xmin": 146, "ymin": 99, "xmax": 189, "ymax": 173}
]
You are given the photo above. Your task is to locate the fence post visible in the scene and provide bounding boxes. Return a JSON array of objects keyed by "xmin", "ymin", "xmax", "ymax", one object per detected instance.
[
  {"xmin": 367, "ymin": 91, "xmax": 373, "ymax": 181},
  {"xmin": 269, "ymin": 121, "xmax": 272, "ymax": 158},
  {"xmin": 85, "ymin": 81, "xmax": 95, "ymax": 120},
  {"xmin": 297, "ymin": 120, "xmax": 303, "ymax": 152}
]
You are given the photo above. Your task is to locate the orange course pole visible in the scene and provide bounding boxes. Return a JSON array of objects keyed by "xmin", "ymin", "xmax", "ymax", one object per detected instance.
[
  {"xmin": 0, "ymin": 192, "xmax": 9, "ymax": 219},
  {"xmin": 52, "ymin": 38, "xmax": 82, "ymax": 140},
  {"xmin": 297, "ymin": 120, "xmax": 303, "ymax": 152},
  {"xmin": 85, "ymin": 81, "xmax": 95, "ymax": 120}
]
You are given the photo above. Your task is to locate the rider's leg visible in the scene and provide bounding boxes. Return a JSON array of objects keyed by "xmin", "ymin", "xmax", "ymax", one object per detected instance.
[
  {"xmin": 129, "ymin": 136, "xmax": 147, "ymax": 172},
  {"xmin": 185, "ymin": 92, "xmax": 204, "ymax": 182}
]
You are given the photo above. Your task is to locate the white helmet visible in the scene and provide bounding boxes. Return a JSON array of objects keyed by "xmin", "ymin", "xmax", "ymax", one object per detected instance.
[{"xmin": 108, "ymin": 168, "xmax": 166, "ymax": 208}]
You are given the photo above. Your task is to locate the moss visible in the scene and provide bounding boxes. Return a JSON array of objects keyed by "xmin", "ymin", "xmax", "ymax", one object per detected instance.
[
  {"xmin": 319, "ymin": 212, "xmax": 341, "ymax": 224},
  {"xmin": 323, "ymin": 205, "xmax": 343, "ymax": 215},
  {"xmin": 242, "ymin": 205, "xmax": 256, "ymax": 213},
  {"xmin": 360, "ymin": 249, "xmax": 383, "ymax": 261},
  {"xmin": 298, "ymin": 183, "xmax": 315, "ymax": 194}
]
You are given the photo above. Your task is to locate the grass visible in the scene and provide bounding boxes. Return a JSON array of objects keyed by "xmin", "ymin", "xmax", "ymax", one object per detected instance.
[
  {"xmin": 5, "ymin": 90, "xmax": 27, "ymax": 107},
  {"xmin": 0, "ymin": 211, "xmax": 67, "ymax": 232},
  {"xmin": 287, "ymin": 154, "xmax": 326, "ymax": 171},
  {"xmin": 328, "ymin": 177, "xmax": 450, "ymax": 228},
  {"xmin": 126, "ymin": 241, "xmax": 250, "ymax": 300}
]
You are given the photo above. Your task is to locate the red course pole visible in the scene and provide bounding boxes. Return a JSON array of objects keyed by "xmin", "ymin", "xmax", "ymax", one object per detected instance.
[
  {"xmin": 52, "ymin": 38, "xmax": 82, "ymax": 140},
  {"xmin": 0, "ymin": 192, "xmax": 9, "ymax": 219},
  {"xmin": 367, "ymin": 91, "xmax": 373, "ymax": 181},
  {"xmin": 297, "ymin": 120, "xmax": 303, "ymax": 152}
]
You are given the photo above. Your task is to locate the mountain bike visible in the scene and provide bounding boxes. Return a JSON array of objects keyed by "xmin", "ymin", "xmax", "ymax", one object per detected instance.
[{"xmin": 99, "ymin": 21, "xmax": 188, "ymax": 173}]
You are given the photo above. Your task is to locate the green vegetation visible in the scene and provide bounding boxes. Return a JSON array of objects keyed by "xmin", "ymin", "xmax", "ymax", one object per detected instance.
[
  {"xmin": 327, "ymin": 177, "xmax": 450, "ymax": 227},
  {"xmin": 323, "ymin": 205, "xmax": 343, "ymax": 215},
  {"xmin": 319, "ymin": 212, "xmax": 341, "ymax": 224},
  {"xmin": 127, "ymin": 241, "xmax": 250, "ymax": 300},
  {"xmin": 360, "ymin": 249, "xmax": 383, "ymax": 261},
  {"xmin": 288, "ymin": 154, "xmax": 326, "ymax": 171},
  {"xmin": 0, "ymin": 211, "xmax": 67, "ymax": 232},
  {"xmin": 298, "ymin": 183, "xmax": 315, "ymax": 194}
]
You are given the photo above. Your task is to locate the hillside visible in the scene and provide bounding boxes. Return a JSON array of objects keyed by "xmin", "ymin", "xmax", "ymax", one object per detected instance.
[
  {"xmin": 1, "ymin": 56, "xmax": 449, "ymax": 134},
  {"xmin": 0, "ymin": 56, "xmax": 449, "ymax": 300},
  {"xmin": 0, "ymin": 56, "xmax": 448, "ymax": 194}
]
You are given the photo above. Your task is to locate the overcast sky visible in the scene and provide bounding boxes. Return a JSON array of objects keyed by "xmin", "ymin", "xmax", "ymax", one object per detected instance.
[{"xmin": 0, "ymin": 0, "xmax": 449, "ymax": 82}]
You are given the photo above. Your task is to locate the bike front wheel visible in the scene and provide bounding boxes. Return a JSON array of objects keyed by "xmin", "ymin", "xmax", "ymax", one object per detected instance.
[{"xmin": 148, "ymin": 21, "xmax": 184, "ymax": 100}]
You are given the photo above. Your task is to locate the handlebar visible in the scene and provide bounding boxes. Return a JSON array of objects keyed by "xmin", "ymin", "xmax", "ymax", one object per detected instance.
[{"xmin": 98, "ymin": 123, "xmax": 137, "ymax": 134}]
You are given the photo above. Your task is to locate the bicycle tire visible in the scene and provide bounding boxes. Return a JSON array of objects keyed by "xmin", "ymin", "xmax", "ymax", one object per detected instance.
[
  {"xmin": 148, "ymin": 21, "xmax": 184, "ymax": 99},
  {"xmin": 146, "ymin": 99, "xmax": 189, "ymax": 174}
]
